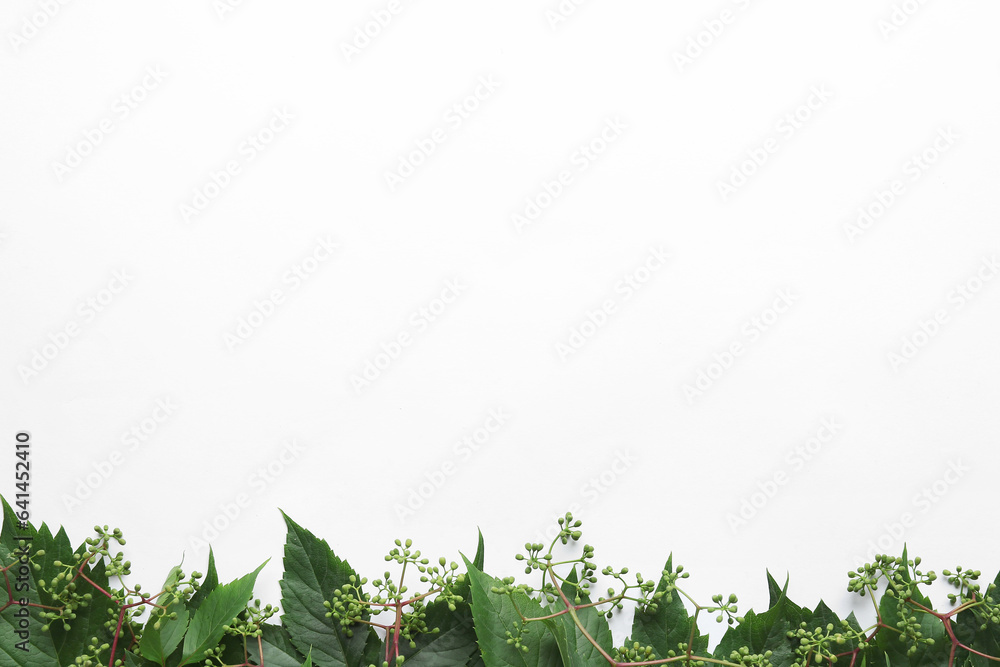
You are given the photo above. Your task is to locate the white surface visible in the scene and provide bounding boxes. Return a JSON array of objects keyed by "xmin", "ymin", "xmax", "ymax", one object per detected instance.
[{"xmin": 2, "ymin": 0, "xmax": 999, "ymax": 650}]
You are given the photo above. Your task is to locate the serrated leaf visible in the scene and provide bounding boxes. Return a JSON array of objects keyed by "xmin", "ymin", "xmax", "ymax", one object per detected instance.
[
  {"xmin": 278, "ymin": 511, "xmax": 374, "ymax": 667},
  {"xmin": 139, "ymin": 560, "xmax": 192, "ymax": 665},
  {"xmin": 179, "ymin": 560, "xmax": 267, "ymax": 665},
  {"xmin": 40, "ymin": 522, "xmax": 116, "ymax": 665},
  {"xmin": 0, "ymin": 498, "xmax": 59, "ymax": 666},
  {"xmin": 397, "ymin": 532, "xmax": 486, "ymax": 667},
  {"xmin": 715, "ymin": 581, "xmax": 799, "ymax": 667},
  {"xmin": 874, "ymin": 548, "xmax": 948, "ymax": 667},
  {"xmin": 401, "ymin": 610, "xmax": 480, "ymax": 667},
  {"xmin": 461, "ymin": 554, "xmax": 562, "ymax": 667},
  {"xmin": 628, "ymin": 554, "xmax": 710, "ymax": 662},
  {"xmin": 762, "ymin": 570, "xmax": 803, "ymax": 628},
  {"xmin": 123, "ymin": 650, "xmax": 159, "ymax": 667},
  {"xmin": 712, "ymin": 570, "xmax": 798, "ymax": 665},
  {"xmin": 540, "ymin": 566, "xmax": 613, "ymax": 667},
  {"xmin": 954, "ymin": 569, "xmax": 1000, "ymax": 667},
  {"xmin": 473, "ymin": 528, "xmax": 485, "ymax": 571},
  {"xmin": 188, "ymin": 547, "xmax": 219, "ymax": 613},
  {"xmin": 248, "ymin": 623, "xmax": 308, "ymax": 667}
]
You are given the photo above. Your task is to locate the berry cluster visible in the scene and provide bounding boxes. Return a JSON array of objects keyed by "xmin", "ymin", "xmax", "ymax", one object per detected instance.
[
  {"xmin": 324, "ymin": 537, "xmax": 465, "ymax": 667},
  {"xmin": 787, "ymin": 620, "xmax": 860, "ymax": 665},
  {"xmin": 497, "ymin": 512, "xmax": 744, "ymax": 665},
  {"xmin": 6, "ymin": 502, "xmax": 1000, "ymax": 667}
]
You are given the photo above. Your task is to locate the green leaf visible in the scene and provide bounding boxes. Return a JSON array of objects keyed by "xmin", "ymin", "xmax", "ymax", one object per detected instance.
[
  {"xmin": 123, "ymin": 650, "xmax": 158, "ymax": 667},
  {"xmin": 539, "ymin": 566, "xmax": 613, "ymax": 667},
  {"xmin": 874, "ymin": 548, "xmax": 948, "ymax": 667},
  {"xmin": 0, "ymin": 494, "xmax": 33, "ymax": 549},
  {"xmin": 187, "ymin": 547, "xmax": 219, "ymax": 613},
  {"xmin": 278, "ymin": 510, "xmax": 374, "ymax": 667},
  {"xmin": 0, "ymin": 545, "xmax": 58, "ymax": 667},
  {"xmin": 179, "ymin": 559, "xmax": 267, "ymax": 665},
  {"xmin": 139, "ymin": 560, "xmax": 192, "ymax": 665},
  {"xmin": 762, "ymin": 570, "xmax": 803, "ymax": 629},
  {"xmin": 248, "ymin": 623, "xmax": 309, "ymax": 667},
  {"xmin": 0, "ymin": 498, "xmax": 79, "ymax": 666},
  {"xmin": 43, "ymin": 523, "xmax": 115, "ymax": 665},
  {"xmin": 400, "ymin": 610, "xmax": 480, "ymax": 667},
  {"xmin": 473, "ymin": 527, "xmax": 485, "ymax": 571},
  {"xmin": 398, "ymin": 531, "xmax": 486, "ymax": 667},
  {"xmin": 460, "ymin": 554, "xmax": 562, "ymax": 667},
  {"xmin": 955, "ymin": 569, "xmax": 1000, "ymax": 667},
  {"xmin": 628, "ymin": 555, "xmax": 710, "ymax": 662},
  {"xmin": 714, "ymin": 572, "xmax": 801, "ymax": 667}
]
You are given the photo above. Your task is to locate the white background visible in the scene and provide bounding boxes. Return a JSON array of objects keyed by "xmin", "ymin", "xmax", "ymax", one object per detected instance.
[{"xmin": 2, "ymin": 0, "xmax": 999, "ymax": 651}]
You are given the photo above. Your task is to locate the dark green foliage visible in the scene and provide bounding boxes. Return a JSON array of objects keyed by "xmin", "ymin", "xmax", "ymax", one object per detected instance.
[{"xmin": 2, "ymin": 498, "xmax": 998, "ymax": 667}]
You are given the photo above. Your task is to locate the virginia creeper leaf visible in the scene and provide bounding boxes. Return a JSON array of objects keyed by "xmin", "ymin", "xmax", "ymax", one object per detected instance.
[
  {"xmin": 139, "ymin": 560, "xmax": 192, "ymax": 665},
  {"xmin": 278, "ymin": 510, "xmax": 374, "ymax": 667},
  {"xmin": 628, "ymin": 554, "xmax": 710, "ymax": 662},
  {"xmin": 248, "ymin": 623, "xmax": 309, "ymax": 667},
  {"xmin": 0, "ymin": 499, "xmax": 69, "ymax": 666},
  {"xmin": 179, "ymin": 559, "xmax": 267, "ymax": 665},
  {"xmin": 187, "ymin": 547, "xmax": 219, "ymax": 613},
  {"xmin": 540, "ymin": 566, "xmax": 614, "ymax": 667},
  {"xmin": 460, "ymin": 553, "xmax": 563, "ymax": 667},
  {"xmin": 395, "ymin": 530, "xmax": 486, "ymax": 667}
]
